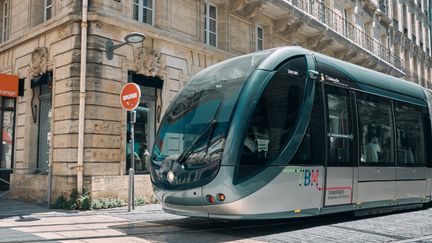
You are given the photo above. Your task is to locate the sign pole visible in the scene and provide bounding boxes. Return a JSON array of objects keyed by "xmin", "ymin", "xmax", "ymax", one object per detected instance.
[
  {"xmin": 120, "ymin": 83, "xmax": 141, "ymax": 213},
  {"xmin": 131, "ymin": 110, "xmax": 136, "ymax": 210}
]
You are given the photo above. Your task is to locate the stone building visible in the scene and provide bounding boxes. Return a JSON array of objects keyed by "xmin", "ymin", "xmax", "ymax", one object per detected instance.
[{"xmin": 0, "ymin": 0, "xmax": 431, "ymax": 203}]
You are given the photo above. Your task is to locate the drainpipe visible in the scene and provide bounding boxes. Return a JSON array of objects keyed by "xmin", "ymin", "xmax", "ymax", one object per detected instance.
[{"xmin": 77, "ymin": 0, "xmax": 88, "ymax": 195}]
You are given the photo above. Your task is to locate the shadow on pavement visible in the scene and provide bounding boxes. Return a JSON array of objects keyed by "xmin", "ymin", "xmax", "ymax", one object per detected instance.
[{"xmin": 110, "ymin": 212, "xmax": 359, "ymax": 243}]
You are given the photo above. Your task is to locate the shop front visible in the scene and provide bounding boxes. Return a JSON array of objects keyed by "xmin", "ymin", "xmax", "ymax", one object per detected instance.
[{"xmin": 0, "ymin": 74, "xmax": 23, "ymax": 191}]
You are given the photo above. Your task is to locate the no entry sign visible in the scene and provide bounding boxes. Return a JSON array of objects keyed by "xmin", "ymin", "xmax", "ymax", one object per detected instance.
[{"xmin": 120, "ymin": 83, "xmax": 141, "ymax": 111}]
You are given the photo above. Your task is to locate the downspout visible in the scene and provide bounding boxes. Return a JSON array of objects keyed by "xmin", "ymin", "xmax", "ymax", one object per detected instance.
[{"xmin": 77, "ymin": 0, "xmax": 88, "ymax": 195}]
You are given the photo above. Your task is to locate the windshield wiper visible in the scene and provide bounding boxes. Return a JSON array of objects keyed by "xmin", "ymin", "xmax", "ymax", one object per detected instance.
[{"xmin": 176, "ymin": 101, "xmax": 223, "ymax": 165}]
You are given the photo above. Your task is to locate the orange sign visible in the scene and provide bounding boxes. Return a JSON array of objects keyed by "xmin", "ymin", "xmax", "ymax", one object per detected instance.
[
  {"xmin": 120, "ymin": 83, "xmax": 141, "ymax": 111},
  {"xmin": 0, "ymin": 73, "xmax": 19, "ymax": 97}
]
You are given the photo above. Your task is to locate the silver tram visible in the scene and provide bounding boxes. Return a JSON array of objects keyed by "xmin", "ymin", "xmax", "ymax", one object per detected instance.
[{"xmin": 149, "ymin": 46, "xmax": 432, "ymax": 219}]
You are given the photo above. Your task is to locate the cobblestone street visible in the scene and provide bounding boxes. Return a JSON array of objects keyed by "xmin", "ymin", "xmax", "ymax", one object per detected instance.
[{"xmin": 1, "ymin": 199, "xmax": 432, "ymax": 242}]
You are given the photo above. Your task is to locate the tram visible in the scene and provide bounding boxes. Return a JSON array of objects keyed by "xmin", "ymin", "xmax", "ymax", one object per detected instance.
[{"xmin": 149, "ymin": 46, "xmax": 432, "ymax": 219}]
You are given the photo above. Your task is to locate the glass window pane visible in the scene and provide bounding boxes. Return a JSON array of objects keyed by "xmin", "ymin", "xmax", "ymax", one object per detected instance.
[
  {"xmin": 357, "ymin": 94, "xmax": 394, "ymax": 164},
  {"xmin": 2, "ymin": 111, "xmax": 14, "ymax": 169},
  {"xmin": 3, "ymin": 98, "xmax": 14, "ymax": 108},
  {"xmin": 209, "ymin": 33, "xmax": 216, "ymax": 46},
  {"xmin": 210, "ymin": 19, "xmax": 216, "ymax": 32},
  {"xmin": 46, "ymin": 0, "xmax": 52, "ymax": 6},
  {"xmin": 257, "ymin": 40, "xmax": 263, "ymax": 51},
  {"xmin": 133, "ymin": 4, "xmax": 139, "ymax": 20},
  {"xmin": 292, "ymin": 85, "xmax": 324, "ymax": 165},
  {"xmin": 257, "ymin": 27, "xmax": 263, "ymax": 38},
  {"xmin": 327, "ymin": 87, "xmax": 351, "ymax": 165},
  {"xmin": 143, "ymin": 8, "xmax": 152, "ymax": 24},
  {"xmin": 395, "ymin": 103, "xmax": 426, "ymax": 165},
  {"xmin": 143, "ymin": 0, "xmax": 152, "ymax": 9},
  {"xmin": 209, "ymin": 5, "xmax": 216, "ymax": 19},
  {"xmin": 46, "ymin": 7, "xmax": 52, "ymax": 20},
  {"xmin": 240, "ymin": 57, "xmax": 307, "ymax": 165}
]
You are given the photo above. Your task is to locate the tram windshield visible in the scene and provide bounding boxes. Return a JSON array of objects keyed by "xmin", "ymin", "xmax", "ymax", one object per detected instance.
[{"xmin": 151, "ymin": 50, "xmax": 273, "ymax": 189}]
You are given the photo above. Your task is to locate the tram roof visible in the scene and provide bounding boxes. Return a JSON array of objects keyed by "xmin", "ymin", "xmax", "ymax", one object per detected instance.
[{"xmin": 257, "ymin": 46, "xmax": 427, "ymax": 102}]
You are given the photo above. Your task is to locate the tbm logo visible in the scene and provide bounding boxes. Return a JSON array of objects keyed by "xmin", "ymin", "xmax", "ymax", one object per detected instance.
[{"xmin": 299, "ymin": 169, "xmax": 319, "ymax": 186}]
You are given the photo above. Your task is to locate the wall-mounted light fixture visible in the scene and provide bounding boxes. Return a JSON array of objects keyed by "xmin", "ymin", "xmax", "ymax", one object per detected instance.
[{"xmin": 106, "ymin": 32, "xmax": 146, "ymax": 60}]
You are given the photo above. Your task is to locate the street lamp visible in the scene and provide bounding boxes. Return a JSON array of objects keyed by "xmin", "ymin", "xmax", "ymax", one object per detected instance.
[{"xmin": 106, "ymin": 32, "xmax": 146, "ymax": 60}]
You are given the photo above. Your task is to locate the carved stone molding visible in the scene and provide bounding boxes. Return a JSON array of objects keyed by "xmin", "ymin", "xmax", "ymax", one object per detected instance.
[
  {"xmin": 343, "ymin": 50, "xmax": 358, "ymax": 60},
  {"xmin": 230, "ymin": 0, "xmax": 268, "ymax": 14},
  {"xmin": 274, "ymin": 19, "xmax": 303, "ymax": 37},
  {"xmin": 361, "ymin": 0, "xmax": 378, "ymax": 16},
  {"xmin": 307, "ymin": 33, "xmax": 333, "ymax": 51},
  {"xmin": 390, "ymin": 28, "xmax": 402, "ymax": 44},
  {"xmin": 377, "ymin": 12, "xmax": 391, "ymax": 28},
  {"xmin": 134, "ymin": 47, "xmax": 165, "ymax": 78},
  {"xmin": 235, "ymin": 0, "xmax": 270, "ymax": 18},
  {"xmin": 30, "ymin": 47, "xmax": 49, "ymax": 76}
]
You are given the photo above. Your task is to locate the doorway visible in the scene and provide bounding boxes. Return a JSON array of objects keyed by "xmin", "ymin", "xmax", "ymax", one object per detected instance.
[{"xmin": 37, "ymin": 83, "xmax": 51, "ymax": 173}]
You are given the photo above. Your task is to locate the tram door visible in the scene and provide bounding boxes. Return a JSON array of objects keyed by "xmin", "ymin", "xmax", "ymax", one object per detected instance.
[
  {"xmin": 323, "ymin": 85, "xmax": 355, "ymax": 206},
  {"xmin": 356, "ymin": 92, "xmax": 396, "ymax": 204}
]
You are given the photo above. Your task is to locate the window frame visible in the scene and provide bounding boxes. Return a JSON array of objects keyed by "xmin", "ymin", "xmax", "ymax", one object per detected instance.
[
  {"xmin": 2, "ymin": 0, "xmax": 8, "ymax": 43},
  {"xmin": 256, "ymin": 25, "xmax": 263, "ymax": 51},
  {"xmin": 394, "ymin": 101, "xmax": 428, "ymax": 167},
  {"xmin": 44, "ymin": 0, "xmax": 52, "ymax": 22},
  {"xmin": 355, "ymin": 91, "xmax": 396, "ymax": 167},
  {"xmin": 204, "ymin": 3, "xmax": 217, "ymax": 47},
  {"xmin": 133, "ymin": 0, "xmax": 155, "ymax": 25},
  {"xmin": 234, "ymin": 56, "xmax": 309, "ymax": 183},
  {"xmin": 324, "ymin": 84, "xmax": 355, "ymax": 167}
]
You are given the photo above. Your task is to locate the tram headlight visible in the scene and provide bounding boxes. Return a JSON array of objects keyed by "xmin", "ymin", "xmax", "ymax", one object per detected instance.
[{"xmin": 167, "ymin": 170, "xmax": 175, "ymax": 183}]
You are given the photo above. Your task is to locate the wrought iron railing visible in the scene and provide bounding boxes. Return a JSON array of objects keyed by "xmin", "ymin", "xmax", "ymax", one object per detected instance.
[
  {"xmin": 392, "ymin": 19, "xmax": 399, "ymax": 29},
  {"xmin": 290, "ymin": 0, "xmax": 403, "ymax": 70},
  {"xmin": 379, "ymin": 1, "xmax": 387, "ymax": 14}
]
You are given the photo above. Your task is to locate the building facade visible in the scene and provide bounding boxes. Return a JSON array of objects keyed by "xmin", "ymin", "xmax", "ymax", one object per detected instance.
[{"xmin": 0, "ymin": 0, "xmax": 431, "ymax": 203}]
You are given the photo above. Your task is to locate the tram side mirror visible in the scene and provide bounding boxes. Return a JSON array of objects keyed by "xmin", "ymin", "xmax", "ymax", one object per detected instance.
[{"xmin": 308, "ymin": 70, "xmax": 320, "ymax": 80}]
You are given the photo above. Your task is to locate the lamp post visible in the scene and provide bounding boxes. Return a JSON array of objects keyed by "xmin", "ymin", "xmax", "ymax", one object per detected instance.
[{"xmin": 106, "ymin": 32, "xmax": 146, "ymax": 60}]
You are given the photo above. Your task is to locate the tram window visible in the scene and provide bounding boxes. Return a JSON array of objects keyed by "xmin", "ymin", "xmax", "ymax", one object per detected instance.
[
  {"xmin": 395, "ymin": 103, "xmax": 426, "ymax": 166},
  {"xmin": 238, "ymin": 56, "xmax": 306, "ymax": 172},
  {"xmin": 291, "ymin": 85, "xmax": 324, "ymax": 165},
  {"xmin": 356, "ymin": 93, "xmax": 394, "ymax": 166},
  {"xmin": 326, "ymin": 87, "xmax": 352, "ymax": 166}
]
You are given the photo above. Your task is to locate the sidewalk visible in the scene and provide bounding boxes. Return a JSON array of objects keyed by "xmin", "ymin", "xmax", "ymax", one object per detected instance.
[
  {"xmin": 2, "ymin": 198, "xmax": 432, "ymax": 242},
  {"xmin": 0, "ymin": 198, "xmax": 179, "ymax": 243}
]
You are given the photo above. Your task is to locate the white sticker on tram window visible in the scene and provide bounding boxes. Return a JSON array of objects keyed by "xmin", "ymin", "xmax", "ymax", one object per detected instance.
[
  {"xmin": 325, "ymin": 75, "xmax": 340, "ymax": 83},
  {"xmin": 287, "ymin": 70, "xmax": 298, "ymax": 76}
]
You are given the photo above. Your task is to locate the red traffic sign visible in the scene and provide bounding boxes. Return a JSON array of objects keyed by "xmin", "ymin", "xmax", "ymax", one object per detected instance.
[{"xmin": 120, "ymin": 83, "xmax": 141, "ymax": 111}]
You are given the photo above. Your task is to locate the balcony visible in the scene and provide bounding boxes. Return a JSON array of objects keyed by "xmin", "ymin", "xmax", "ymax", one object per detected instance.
[{"xmin": 288, "ymin": 0, "xmax": 403, "ymax": 71}]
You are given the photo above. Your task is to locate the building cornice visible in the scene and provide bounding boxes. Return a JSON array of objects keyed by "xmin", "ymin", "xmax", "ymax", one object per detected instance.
[{"xmin": 0, "ymin": 13, "xmax": 82, "ymax": 53}]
